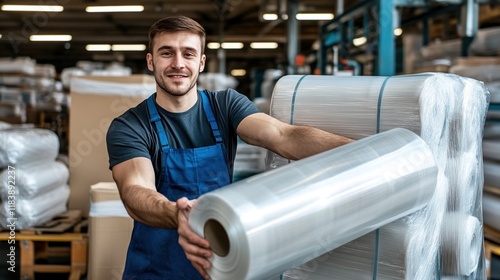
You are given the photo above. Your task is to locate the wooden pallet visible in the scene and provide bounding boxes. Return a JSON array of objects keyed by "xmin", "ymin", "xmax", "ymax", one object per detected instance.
[
  {"xmin": 0, "ymin": 210, "xmax": 88, "ymax": 280},
  {"xmin": 0, "ymin": 232, "xmax": 88, "ymax": 280}
]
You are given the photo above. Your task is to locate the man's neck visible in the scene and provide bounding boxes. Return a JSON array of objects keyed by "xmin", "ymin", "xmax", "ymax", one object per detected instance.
[{"xmin": 155, "ymin": 89, "xmax": 198, "ymax": 113}]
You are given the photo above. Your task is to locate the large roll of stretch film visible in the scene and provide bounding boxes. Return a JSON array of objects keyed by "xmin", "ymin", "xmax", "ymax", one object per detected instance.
[
  {"xmin": 189, "ymin": 128, "xmax": 438, "ymax": 280},
  {"xmin": 269, "ymin": 73, "xmax": 489, "ymax": 279}
]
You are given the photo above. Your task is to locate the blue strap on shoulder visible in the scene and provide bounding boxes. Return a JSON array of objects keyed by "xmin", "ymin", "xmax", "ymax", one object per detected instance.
[
  {"xmin": 146, "ymin": 95, "xmax": 169, "ymax": 153},
  {"xmin": 199, "ymin": 90, "xmax": 223, "ymax": 144}
]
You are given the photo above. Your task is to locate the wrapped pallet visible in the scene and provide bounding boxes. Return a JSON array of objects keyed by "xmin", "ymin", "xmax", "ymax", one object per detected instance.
[{"xmin": 266, "ymin": 73, "xmax": 488, "ymax": 279}]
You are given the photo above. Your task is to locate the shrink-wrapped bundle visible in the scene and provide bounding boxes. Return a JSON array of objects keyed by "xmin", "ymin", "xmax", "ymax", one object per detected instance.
[
  {"xmin": 189, "ymin": 128, "xmax": 438, "ymax": 280},
  {"xmin": 0, "ymin": 184, "xmax": 69, "ymax": 229},
  {"xmin": 0, "ymin": 160, "xmax": 69, "ymax": 200},
  {"xmin": 268, "ymin": 73, "xmax": 489, "ymax": 279},
  {"xmin": 482, "ymin": 191, "xmax": 500, "ymax": 232},
  {"xmin": 0, "ymin": 128, "xmax": 59, "ymax": 167}
]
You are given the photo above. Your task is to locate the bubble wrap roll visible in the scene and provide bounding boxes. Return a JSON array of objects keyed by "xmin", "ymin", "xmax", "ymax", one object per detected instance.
[
  {"xmin": 0, "ymin": 128, "xmax": 59, "ymax": 168},
  {"xmin": 189, "ymin": 128, "xmax": 437, "ymax": 280}
]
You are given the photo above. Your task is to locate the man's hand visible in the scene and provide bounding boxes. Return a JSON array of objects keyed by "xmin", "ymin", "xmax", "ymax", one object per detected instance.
[{"xmin": 177, "ymin": 197, "xmax": 213, "ymax": 279}]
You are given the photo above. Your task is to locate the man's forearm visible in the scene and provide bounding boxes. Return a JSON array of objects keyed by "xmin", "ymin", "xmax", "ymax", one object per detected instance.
[
  {"xmin": 276, "ymin": 125, "xmax": 353, "ymax": 160},
  {"xmin": 121, "ymin": 185, "xmax": 178, "ymax": 228}
]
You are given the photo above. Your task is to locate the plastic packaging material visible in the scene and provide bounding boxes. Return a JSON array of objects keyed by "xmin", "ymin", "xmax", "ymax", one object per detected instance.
[
  {"xmin": 69, "ymin": 76, "xmax": 155, "ymax": 97},
  {"xmin": 0, "ymin": 128, "xmax": 59, "ymax": 168},
  {"xmin": 482, "ymin": 191, "xmax": 500, "ymax": 232},
  {"xmin": 440, "ymin": 213, "xmax": 482, "ymax": 276},
  {"xmin": 450, "ymin": 64, "xmax": 500, "ymax": 83},
  {"xmin": 0, "ymin": 121, "xmax": 12, "ymax": 130},
  {"xmin": 0, "ymin": 184, "xmax": 69, "ymax": 229},
  {"xmin": 0, "ymin": 160, "xmax": 69, "ymax": 200},
  {"xmin": 0, "ymin": 57, "xmax": 36, "ymax": 75},
  {"xmin": 268, "ymin": 73, "xmax": 489, "ymax": 279},
  {"xmin": 483, "ymin": 139, "xmax": 500, "ymax": 161},
  {"xmin": 483, "ymin": 160, "xmax": 500, "ymax": 188},
  {"xmin": 469, "ymin": 27, "xmax": 500, "ymax": 56},
  {"xmin": 189, "ymin": 128, "xmax": 438, "ymax": 280}
]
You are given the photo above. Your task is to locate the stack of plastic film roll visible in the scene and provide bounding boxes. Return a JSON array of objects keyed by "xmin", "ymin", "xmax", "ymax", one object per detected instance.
[
  {"xmin": 189, "ymin": 128, "xmax": 438, "ymax": 280},
  {"xmin": 0, "ymin": 128, "xmax": 69, "ymax": 229},
  {"xmin": 267, "ymin": 73, "xmax": 489, "ymax": 279}
]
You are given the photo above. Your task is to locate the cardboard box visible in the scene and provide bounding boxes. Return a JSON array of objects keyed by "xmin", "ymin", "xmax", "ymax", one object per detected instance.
[
  {"xmin": 68, "ymin": 75, "xmax": 155, "ymax": 215},
  {"xmin": 88, "ymin": 182, "xmax": 134, "ymax": 280}
]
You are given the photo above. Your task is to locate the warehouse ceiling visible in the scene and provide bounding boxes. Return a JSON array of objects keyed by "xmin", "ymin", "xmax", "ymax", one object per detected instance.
[
  {"xmin": 1, "ymin": 1, "xmax": 499, "ymax": 76},
  {"xmin": 0, "ymin": 0, "xmax": 341, "ymax": 73}
]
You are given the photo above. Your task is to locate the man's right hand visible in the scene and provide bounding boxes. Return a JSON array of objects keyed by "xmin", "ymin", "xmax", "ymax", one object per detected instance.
[{"xmin": 177, "ymin": 197, "xmax": 213, "ymax": 279}]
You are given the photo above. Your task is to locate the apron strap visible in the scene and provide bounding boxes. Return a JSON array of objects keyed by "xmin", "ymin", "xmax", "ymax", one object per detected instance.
[
  {"xmin": 147, "ymin": 95, "xmax": 169, "ymax": 153},
  {"xmin": 199, "ymin": 90, "xmax": 223, "ymax": 144}
]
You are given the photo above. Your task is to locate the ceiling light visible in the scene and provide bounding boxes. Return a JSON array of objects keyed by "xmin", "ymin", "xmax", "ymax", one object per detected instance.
[
  {"xmin": 112, "ymin": 44, "xmax": 146, "ymax": 51},
  {"xmin": 262, "ymin": 13, "xmax": 278, "ymax": 20},
  {"xmin": 30, "ymin": 35, "xmax": 72, "ymax": 41},
  {"xmin": 221, "ymin": 42, "xmax": 244, "ymax": 49},
  {"xmin": 207, "ymin": 42, "xmax": 220, "ymax": 49},
  {"xmin": 86, "ymin": 5, "xmax": 144, "ymax": 13},
  {"xmin": 394, "ymin": 28, "xmax": 403, "ymax": 36},
  {"xmin": 231, "ymin": 69, "xmax": 246, "ymax": 76},
  {"xmin": 86, "ymin": 44, "xmax": 111, "ymax": 51},
  {"xmin": 1, "ymin": 5, "xmax": 63, "ymax": 12},
  {"xmin": 353, "ymin": 36, "xmax": 367, "ymax": 47},
  {"xmin": 296, "ymin": 13, "xmax": 334, "ymax": 20},
  {"xmin": 250, "ymin": 42, "xmax": 278, "ymax": 49}
]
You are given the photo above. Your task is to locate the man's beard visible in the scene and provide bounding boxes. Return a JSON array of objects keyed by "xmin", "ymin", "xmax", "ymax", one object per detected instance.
[{"xmin": 153, "ymin": 65, "xmax": 198, "ymax": 97}]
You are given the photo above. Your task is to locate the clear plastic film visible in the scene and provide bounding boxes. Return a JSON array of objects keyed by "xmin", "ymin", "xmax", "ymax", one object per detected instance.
[
  {"xmin": 268, "ymin": 73, "xmax": 489, "ymax": 279},
  {"xmin": 0, "ymin": 184, "xmax": 69, "ymax": 229},
  {"xmin": 0, "ymin": 128, "xmax": 59, "ymax": 168},
  {"xmin": 0, "ymin": 160, "xmax": 69, "ymax": 200},
  {"xmin": 189, "ymin": 128, "xmax": 438, "ymax": 280}
]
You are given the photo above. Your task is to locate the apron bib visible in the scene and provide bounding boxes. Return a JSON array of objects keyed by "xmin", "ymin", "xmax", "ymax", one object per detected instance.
[{"xmin": 123, "ymin": 90, "xmax": 231, "ymax": 279}]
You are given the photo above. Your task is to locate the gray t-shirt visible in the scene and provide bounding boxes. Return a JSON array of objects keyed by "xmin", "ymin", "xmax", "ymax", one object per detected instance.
[{"xmin": 106, "ymin": 88, "xmax": 260, "ymax": 185}]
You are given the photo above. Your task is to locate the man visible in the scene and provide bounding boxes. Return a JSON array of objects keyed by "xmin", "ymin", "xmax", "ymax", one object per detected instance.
[{"xmin": 106, "ymin": 15, "xmax": 352, "ymax": 279}]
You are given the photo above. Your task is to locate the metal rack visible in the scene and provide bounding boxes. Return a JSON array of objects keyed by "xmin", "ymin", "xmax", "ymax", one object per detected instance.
[{"xmin": 318, "ymin": 0, "xmax": 485, "ymax": 76}]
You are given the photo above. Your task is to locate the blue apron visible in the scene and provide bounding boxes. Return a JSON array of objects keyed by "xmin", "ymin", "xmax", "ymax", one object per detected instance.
[{"xmin": 122, "ymin": 90, "xmax": 231, "ymax": 279}]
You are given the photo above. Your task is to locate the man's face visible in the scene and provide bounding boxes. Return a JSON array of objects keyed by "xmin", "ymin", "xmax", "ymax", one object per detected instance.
[{"xmin": 147, "ymin": 31, "xmax": 206, "ymax": 97}]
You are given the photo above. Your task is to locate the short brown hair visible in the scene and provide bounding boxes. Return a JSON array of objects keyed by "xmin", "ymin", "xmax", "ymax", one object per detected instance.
[{"xmin": 148, "ymin": 15, "xmax": 206, "ymax": 54}]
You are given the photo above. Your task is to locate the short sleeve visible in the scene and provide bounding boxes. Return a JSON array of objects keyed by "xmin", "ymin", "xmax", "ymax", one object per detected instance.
[
  {"xmin": 225, "ymin": 89, "xmax": 260, "ymax": 130},
  {"xmin": 106, "ymin": 115, "xmax": 152, "ymax": 170}
]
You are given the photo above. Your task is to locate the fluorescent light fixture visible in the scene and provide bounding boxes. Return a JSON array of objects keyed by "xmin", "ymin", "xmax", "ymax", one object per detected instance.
[
  {"xmin": 353, "ymin": 36, "xmax": 367, "ymax": 47},
  {"xmin": 207, "ymin": 42, "xmax": 220, "ymax": 49},
  {"xmin": 86, "ymin": 44, "xmax": 111, "ymax": 51},
  {"xmin": 1, "ymin": 5, "xmax": 64, "ymax": 12},
  {"xmin": 296, "ymin": 13, "xmax": 334, "ymax": 20},
  {"xmin": 231, "ymin": 69, "xmax": 246, "ymax": 76},
  {"xmin": 0, "ymin": 34, "xmax": 2, "ymax": 39},
  {"xmin": 250, "ymin": 42, "xmax": 278, "ymax": 49},
  {"xmin": 263, "ymin": 13, "xmax": 278, "ymax": 20},
  {"xmin": 86, "ymin": 5, "xmax": 144, "ymax": 13},
  {"xmin": 221, "ymin": 42, "xmax": 244, "ymax": 49},
  {"xmin": 207, "ymin": 42, "xmax": 244, "ymax": 49},
  {"xmin": 112, "ymin": 44, "xmax": 146, "ymax": 51},
  {"xmin": 394, "ymin": 28, "xmax": 403, "ymax": 36},
  {"xmin": 30, "ymin": 35, "xmax": 72, "ymax": 41}
]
